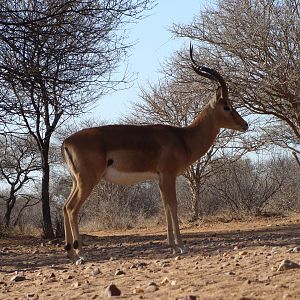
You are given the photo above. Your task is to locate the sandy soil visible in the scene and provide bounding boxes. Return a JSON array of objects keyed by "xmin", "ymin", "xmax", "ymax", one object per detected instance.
[{"xmin": 1, "ymin": 216, "xmax": 300, "ymax": 300}]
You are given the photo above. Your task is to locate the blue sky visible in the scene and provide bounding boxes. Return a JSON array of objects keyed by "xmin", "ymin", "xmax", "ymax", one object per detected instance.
[{"xmin": 87, "ymin": 0, "xmax": 208, "ymax": 123}]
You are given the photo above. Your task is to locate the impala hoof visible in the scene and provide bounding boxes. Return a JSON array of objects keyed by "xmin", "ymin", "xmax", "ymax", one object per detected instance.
[
  {"xmin": 75, "ymin": 256, "xmax": 86, "ymax": 265},
  {"xmin": 172, "ymin": 244, "xmax": 189, "ymax": 255}
]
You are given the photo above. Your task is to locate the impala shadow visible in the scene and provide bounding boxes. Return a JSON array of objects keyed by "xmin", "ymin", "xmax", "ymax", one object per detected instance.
[
  {"xmin": 83, "ymin": 223, "xmax": 300, "ymax": 263},
  {"xmin": 1, "ymin": 223, "xmax": 299, "ymax": 271}
]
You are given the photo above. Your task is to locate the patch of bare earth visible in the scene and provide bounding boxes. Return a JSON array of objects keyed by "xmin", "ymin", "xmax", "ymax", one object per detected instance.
[{"xmin": 1, "ymin": 217, "xmax": 300, "ymax": 299}]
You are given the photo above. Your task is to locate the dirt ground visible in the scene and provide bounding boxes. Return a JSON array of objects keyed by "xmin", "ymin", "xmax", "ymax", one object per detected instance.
[{"xmin": 1, "ymin": 216, "xmax": 300, "ymax": 300}]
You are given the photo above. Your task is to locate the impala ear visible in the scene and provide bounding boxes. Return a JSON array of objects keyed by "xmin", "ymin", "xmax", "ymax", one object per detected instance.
[
  {"xmin": 216, "ymin": 86, "xmax": 223, "ymax": 102},
  {"xmin": 210, "ymin": 86, "xmax": 223, "ymax": 108}
]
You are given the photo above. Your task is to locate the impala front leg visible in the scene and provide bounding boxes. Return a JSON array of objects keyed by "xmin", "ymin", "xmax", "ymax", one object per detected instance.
[
  {"xmin": 168, "ymin": 202, "xmax": 187, "ymax": 254},
  {"xmin": 159, "ymin": 174, "xmax": 187, "ymax": 254},
  {"xmin": 161, "ymin": 198, "xmax": 175, "ymax": 247}
]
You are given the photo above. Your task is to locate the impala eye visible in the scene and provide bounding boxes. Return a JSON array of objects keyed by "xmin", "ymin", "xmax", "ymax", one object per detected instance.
[{"xmin": 224, "ymin": 105, "xmax": 231, "ymax": 111}]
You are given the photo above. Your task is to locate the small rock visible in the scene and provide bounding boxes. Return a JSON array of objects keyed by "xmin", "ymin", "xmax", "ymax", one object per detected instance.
[
  {"xmin": 71, "ymin": 281, "xmax": 80, "ymax": 288},
  {"xmin": 115, "ymin": 269, "xmax": 125, "ymax": 276},
  {"xmin": 27, "ymin": 293, "xmax": 35, "ymax": 298},
  {"xmin": 185, "ymin": 296, "xmax": 197, "ymax": 300},
  {"xmin": 170, "ymin": 280, "xmax": 177, "ymax": 286},
  {"xmin": 258, "ymin": 274, "xmax": 270, "ymax": 282},
  {"xmin": 133, "ymin": 287, "xmax": 144, "ymax": 294},
  {"xmin": 176, "ymin": 296, "xmax": 197, "ymax": 300},
  {"xmin": 277, "ymin": 259, "xmax": 300, "ymax": 272},
  {"xmin": 49, "ymin": 272, "xmax": 56, "ymax": 278},
  {"xmin": 130, "ymin": 262, "xmax": 147, "ymax": 269},
  {"xmin": 228, "ymin": 271, "xmax": 235, "ymax": 275},
  {"xmin": 146, "ymin": 282, "xmax": 158, "ymax": 292},
  {"xmin": 91, "ymin": 268, "xmax": 101, "ymax": 276},
  {"xmin": 238, "ymin": 251, "xmax": 248, "ymax": 256},
  {"xmin": 148, "ymin": 281, "xmax": 157, "ymax": 286},
  {"xmin": 175, "ymin": 256, "xmax": 181, "ymax": 261},
  {"xmin": 160, "ymin": 277, "xmax": 170, "ymax": 285},
  {"xmin": 104, "ymin": 283, "xmax": 121, "ymax": 297},
  {"xmin": 275, "ymin": 283, "xmax": 289, "ymax": 289},
  {"xmin": 223, "ymin": 252, "xmax": 230, "ymax": 257},
  {"xmin": 10, "ymin": 275, "xmax": 26, "ymax": 282},
  {"xmin": 292, "ymin": 247, "xmax": 300, "ymax": 253},
  {"xmin": 158, "ymin": 261, "xmax": 170, "ymax": 268}
]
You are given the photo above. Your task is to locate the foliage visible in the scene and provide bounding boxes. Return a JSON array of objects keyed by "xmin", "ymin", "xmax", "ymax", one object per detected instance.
[
  {"xmin": 0, "ymin": 0, "xmax": 155, "ymax": 237},
  {"xmin": 0, "ymin": 135, "xmax": 40, "ymax": 226},
  {"xmin": 172, "ymin": 0, "xmax": 300, "ymax": 147}
]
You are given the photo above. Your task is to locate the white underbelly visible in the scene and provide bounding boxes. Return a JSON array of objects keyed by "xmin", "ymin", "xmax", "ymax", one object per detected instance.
[{"xmin": 103, "ymin": 168, "xmax": 158, "ymax": 185}]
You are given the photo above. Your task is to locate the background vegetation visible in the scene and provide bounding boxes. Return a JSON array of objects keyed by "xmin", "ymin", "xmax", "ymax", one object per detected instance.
[{"xmin": 0, "ymin": 0, "xmax": 299, "ymax": 238}]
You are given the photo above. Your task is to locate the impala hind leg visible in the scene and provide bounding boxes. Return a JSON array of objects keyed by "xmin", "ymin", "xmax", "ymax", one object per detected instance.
[
  {"xmin": 159, "ymin": 174, "xmax": 185, "ymax": 254},
  {"xmin": 63, "ymin": 179, "xmax": 77, "ymax": 260},
  {"xmin": 66, "ymin": 175, "xmax": 99, "ymax": 262}
]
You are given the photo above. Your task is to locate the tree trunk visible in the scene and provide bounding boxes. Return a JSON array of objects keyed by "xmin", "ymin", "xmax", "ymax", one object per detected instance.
[
  {"xmin": 5, "ymin": 206, "xmax": 11, "ymax": 227},
  {"xmin": 41, "ymin": 142, "xmax": 54, "ymax": 239},
  {"xmin": 191, "ymin": 193, "xmax": 199, "ymax": 221},
  {"xmin": 5, "ymin": 197, "xmax": 15, "ymax": 227},
  {"xmin": 5, "ymin": 188, "xmax": 17, "ymax": 227},
  {"xmin": 191, "ymin": 187, "xmax": 202, "ymax": 221}
]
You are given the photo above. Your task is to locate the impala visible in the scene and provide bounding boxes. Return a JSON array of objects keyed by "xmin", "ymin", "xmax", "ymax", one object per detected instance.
[{"xmin": 61, "ymin": 44, "xmax": 248, "ymax": 263}]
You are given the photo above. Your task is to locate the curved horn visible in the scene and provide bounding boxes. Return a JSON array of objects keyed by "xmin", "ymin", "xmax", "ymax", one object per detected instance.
[{"xmin": 189, "ymin": 43, "xmax": 229, "ymax": 99}]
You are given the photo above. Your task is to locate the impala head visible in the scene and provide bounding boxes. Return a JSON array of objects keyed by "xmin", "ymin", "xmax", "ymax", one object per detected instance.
[{"xmin": 190, "ymin": 44, "xmax": 248, "ymax": 132}]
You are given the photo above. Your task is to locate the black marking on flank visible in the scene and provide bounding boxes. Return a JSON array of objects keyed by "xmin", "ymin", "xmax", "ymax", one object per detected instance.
[
  {"xmin": 73, "ymin": 240, "xmax": 79, "ymax": 249},
  {"xmin": 107, "ymin": 159, "xmax": 113, "ymax": 167},
  {"xmin": 64, "ymin": 243, "xmax": 72, "ymax": 252}
]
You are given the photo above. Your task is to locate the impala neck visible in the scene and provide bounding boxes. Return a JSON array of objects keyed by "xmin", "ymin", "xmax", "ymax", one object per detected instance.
[{"xmin": 185, "ymin": 103, "xmax": 220, "ymax": 164}]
